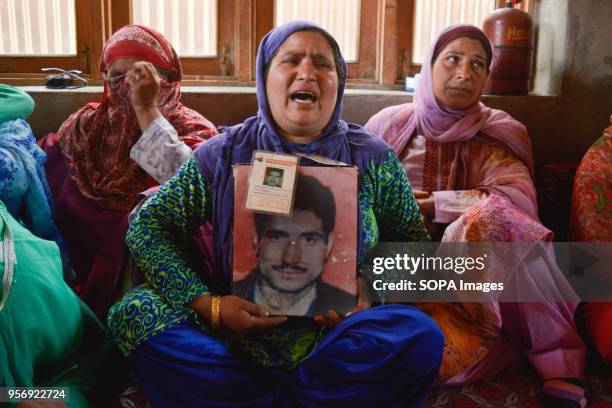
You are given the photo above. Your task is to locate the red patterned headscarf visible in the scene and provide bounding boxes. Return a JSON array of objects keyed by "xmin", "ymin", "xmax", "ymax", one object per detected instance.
[{"xmin": 57, "ymin": 25, "xmax": 217, "ymax": 210}]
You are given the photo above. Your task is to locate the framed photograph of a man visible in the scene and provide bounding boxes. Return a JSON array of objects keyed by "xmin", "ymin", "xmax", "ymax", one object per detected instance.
[
  {"xmin": 263, "ymin": 167, "xmax": 284, "ymax": 188},
  {"xmin": 233, "ymin": 165, "xmax": 358, "ymax": 317}
]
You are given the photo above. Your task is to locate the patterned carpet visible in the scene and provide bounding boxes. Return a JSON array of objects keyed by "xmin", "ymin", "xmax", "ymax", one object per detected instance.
[
  {"xmin": 424, "ymin": 365, "xmax": 612, "ymax": 408},
  {"xmin": 111, "ymin": 361, "xmax": 611, "ymax": 407}
]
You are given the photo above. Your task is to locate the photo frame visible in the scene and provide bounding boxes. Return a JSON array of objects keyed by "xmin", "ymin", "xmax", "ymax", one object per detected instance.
[{"xmin": 232, "ymin": 165, "xmax": 358, "ymax": 316}]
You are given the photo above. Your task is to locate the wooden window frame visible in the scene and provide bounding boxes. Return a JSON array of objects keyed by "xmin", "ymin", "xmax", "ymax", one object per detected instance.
[
  {"xmin": 0, "ymin": 0, "xmax": 415, "ymax": 88},
  {"xmin": 110, "ymin": 0, "xmax": 254, "ymax": 83},
  {"xmin": 0, "ymin": 0, "xmax": 534, "ymax": 88},
  {"xmin": 394, "ymin": 0, "xmax": 416, "ymax": 83},
  {"xmin": 0, "ymin": 0, "xmax": 108, "ymax": 84},
  {"xmin": 497, "ymin": 0, "xmax": 532, "ymax": 10},
  {"xmin": 254, "ymin": 0, "xmax": 397, "ymax": 87},
  {"xmin": 0, "ymin": 0, "xmax": 256, "ymax": 85}
]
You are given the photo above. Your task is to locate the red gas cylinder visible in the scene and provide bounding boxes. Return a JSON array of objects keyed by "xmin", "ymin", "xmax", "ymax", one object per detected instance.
[{"xmin": 482, "ymin": 0, "xmax": 534, "ymax": 95}]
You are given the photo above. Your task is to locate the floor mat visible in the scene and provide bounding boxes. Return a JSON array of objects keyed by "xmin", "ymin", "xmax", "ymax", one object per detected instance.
[{"xmin": 424, "ymin": 365, "xmax": 611, "ymax": 408}]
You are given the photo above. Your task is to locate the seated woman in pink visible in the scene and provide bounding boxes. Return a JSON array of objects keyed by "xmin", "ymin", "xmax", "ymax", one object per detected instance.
[
  {"xmin": 39, "ymin": 25, "xmax": 217, "ymax": 317},
  {"xmin": 366, "ymin": 24, "xmax": 587, "ymax": 408}
]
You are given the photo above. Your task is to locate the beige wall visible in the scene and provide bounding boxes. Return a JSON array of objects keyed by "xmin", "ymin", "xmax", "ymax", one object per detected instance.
[
  {"xmin": 22, "ymin": 0, "xmax": 612, "ymax": 166},
  {"xmin": 555, "ymin": 0, "xmax": 612, "ymax": 158}
]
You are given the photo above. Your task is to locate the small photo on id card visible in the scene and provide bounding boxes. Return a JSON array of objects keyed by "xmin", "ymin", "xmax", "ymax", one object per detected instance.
[{"xmin": 245, "ymin": 151, "xmax": 299, "ymax": 216}]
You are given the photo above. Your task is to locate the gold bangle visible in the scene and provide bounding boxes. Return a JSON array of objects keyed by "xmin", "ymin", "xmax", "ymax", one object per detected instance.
[{"xmin": 211, "ymin": 295, "xmax": 221, "ymax": 330}]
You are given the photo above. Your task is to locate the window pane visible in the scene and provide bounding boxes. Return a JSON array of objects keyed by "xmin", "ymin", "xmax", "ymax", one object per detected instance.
[
  {"xmin": 413, "ymin": 0, "xmax": 496, "ymax": 64},
  {"xmin": 0, "ymin": 0, "xmax": 76, "ymax": 56},
  {"xmin": 275, "ymin": 0, "xmax": 361, "ymax": 63},
  {"xmin": 131, "ymin": 0, "xmax": 217, "ymax": 57}
]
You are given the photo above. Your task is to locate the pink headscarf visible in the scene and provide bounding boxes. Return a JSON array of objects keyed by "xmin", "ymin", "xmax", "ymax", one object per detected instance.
[{"xmin": 366, "ymin": 24, "xmax": 534, "ymax": 172}]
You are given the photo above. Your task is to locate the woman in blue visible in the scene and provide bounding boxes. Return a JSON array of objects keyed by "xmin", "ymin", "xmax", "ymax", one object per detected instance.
[
  {"xmin": 108, "ymin": 21, "xmax": 443, "ymax": 407},
  {"xmin": 0, "ymin": 85, "xmax": 71, "ymax": 280}
]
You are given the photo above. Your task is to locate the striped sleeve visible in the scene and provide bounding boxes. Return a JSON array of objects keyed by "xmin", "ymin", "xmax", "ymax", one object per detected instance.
[{"xmin": 125, "ymin": 157, "xmax": 211, "ymax": 309}]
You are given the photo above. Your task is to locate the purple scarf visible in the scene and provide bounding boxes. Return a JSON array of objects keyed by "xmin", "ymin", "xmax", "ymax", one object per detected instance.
[
  {"xmin": 194, "ymin": 21, "xmax": 393, "ymax": 292},
  {"xmin": 366, "ymin": 24, "xmax": 534, "ymax": 172}
]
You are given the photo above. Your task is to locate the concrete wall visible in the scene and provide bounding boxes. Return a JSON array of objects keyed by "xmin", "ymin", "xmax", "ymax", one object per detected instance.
[
  {"xmin": 531, "ymin": 0, "xmax": 568, "ymax": 95},
  {"xmin": 555, "ymin": 0, "xmax": 612, "ymax": 158},
  {"xmin": 527, "ymin": 0, "xmax": 612, "ymax": 163},
  {"xmin": 22, "ymin": 0, "xmax": 612, "ymax": 166}
]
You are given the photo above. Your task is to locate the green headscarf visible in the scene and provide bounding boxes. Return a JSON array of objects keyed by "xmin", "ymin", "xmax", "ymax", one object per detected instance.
[{"xmin": 0, "ymin": 84, "xmax": 35, "ymax": 124}]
